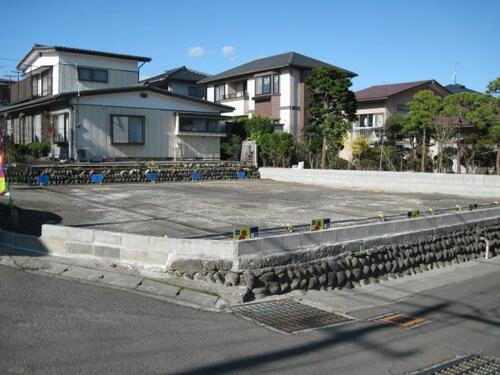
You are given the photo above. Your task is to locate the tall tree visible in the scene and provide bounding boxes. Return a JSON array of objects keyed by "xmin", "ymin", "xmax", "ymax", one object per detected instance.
[
  {"xmin": 442, "ymin": 92, "xmax": 497, "ymax": 173},
  {"xmin": 467, "ymin": 94, "xmax": 500, "ymax": 173},
  {"xmin": 406, "ymin": 90, "xmax": 442, "ymax": 172},
  {"xmin": 305, "ymin": 67, "xmax": 357, "ymax": 169},
  {"xmin": 486, "ymin": 77, "xmax": 500, "ymax": 96}
]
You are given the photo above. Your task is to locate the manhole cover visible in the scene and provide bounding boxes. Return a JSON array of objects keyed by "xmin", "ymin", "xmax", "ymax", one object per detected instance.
[
  {"xmin": 413, "ymin": 354, "xmax": 500, "ymax": 374},
  {"xmin": 231, "ymin": 299, "xmax": 354, "ymax": 334},
  {"xmin": 374, "ymin": 312, "xmax": 429, "ymax": 329}
]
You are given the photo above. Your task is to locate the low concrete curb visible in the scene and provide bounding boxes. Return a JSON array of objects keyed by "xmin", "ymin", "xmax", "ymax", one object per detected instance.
[{"xmin": 0, "ymin": 248, "xmax": 232, "ymax": 311}]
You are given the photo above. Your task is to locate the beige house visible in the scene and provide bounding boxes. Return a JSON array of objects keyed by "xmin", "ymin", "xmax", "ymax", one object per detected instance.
[
  {"xmin": 199, "ymin": 52, "xmax": 356, "ymax": 137},
  {"xmin": 340, "ymin": 80, "xmax": 450, "ymax": 160}
]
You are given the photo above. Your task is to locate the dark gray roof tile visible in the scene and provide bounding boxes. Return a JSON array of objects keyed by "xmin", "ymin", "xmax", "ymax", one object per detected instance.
[{"xmin": 198, "ymin": 52, "xmax": 356, "ymax": 84}]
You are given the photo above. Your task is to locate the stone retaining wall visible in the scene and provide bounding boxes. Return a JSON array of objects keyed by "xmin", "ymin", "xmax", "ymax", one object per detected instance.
[
  {"xmin": 6, "ymin": 162, "xmax": 259, "ymax": 185},
  {"xmin": 198, "ymin": 220, "xmax": 500, "ymax": 299},
  {"xmin": 1, "ymin": 208, "xmax": 499, "ymax": 302}
]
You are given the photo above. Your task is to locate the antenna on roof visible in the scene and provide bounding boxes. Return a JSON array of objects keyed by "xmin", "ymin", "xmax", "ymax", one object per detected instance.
[{"xmin": 453, "ymin": 62, "xmax": 460, "ymax": 85}]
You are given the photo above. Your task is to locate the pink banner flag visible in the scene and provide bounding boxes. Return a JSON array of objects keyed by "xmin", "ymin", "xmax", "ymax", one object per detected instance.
[{"xmin": 0, "ymin": 128, "xmax": 6, "ymax": 195}]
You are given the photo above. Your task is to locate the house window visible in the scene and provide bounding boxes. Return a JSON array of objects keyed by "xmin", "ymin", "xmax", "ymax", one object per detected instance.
[
  {"xmin": 52, "ymin": 113, "xmax": 69, "ymax": 143},
  {"xmin": 358, "ymin": 114, "xmax": 384, "ymax": 128},
  {"xmin": 188, "ymin": 86, "xmax": 205, "ymax": 99},
  {"xmin": 41, "ymin": 69, "xmax": 52, "ymax": 96},
  {"xmin": 214, "ymin": 84, "xmax": 225, "ymax": 102},
  {"xmin": 273, "ymin": 120, "xmax": 284, "ymax": 132},
  {"xmin": 179, "ymin": 117, "xmax": 225, "ymax": 133},
  {"xmin": 255, "ymin": 75, "xmax": 271, "ymax": 95},
  {"xmin": 111, "ymin": 115, "xmax": 145, "ymax": 144},
  {"xmin": 273, "ymin": 74, "xmax": 280, "ymax": 94},
  {"xmin": 31, "ymin": 75, "xmax": 39, "ymax": 97},
  {"xmin": 397, "ymin": 104, "xmax": 409, "ymax": 112},
  {"xmin": 78, "ymin": 67, "xmax": 109, "ymax": 83}
]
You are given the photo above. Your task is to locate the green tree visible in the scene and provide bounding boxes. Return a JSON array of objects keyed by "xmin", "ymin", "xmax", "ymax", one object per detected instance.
[
  {"xmin": 487, "ymin": 77, "xmax": 500, "ymax": 96},
  {"xmin": 472, "ymin": 95, "xmax": 500, "ymax": 173},
  {"xmin": 406, "ymin": 90, "xmax": 442, "ymax": 172},
  {"xmin": 305, "ymin": 66, "xmax": 357, "ymax": 169},
  {"xmin": 221, "ymin": 135, "xmax": 242, "ymax": 161}
]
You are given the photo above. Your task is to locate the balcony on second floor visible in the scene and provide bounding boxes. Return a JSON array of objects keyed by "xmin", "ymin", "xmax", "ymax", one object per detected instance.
[
  {"xmin": 222, "ymin": 91, "xmax": 248, "ymax": 100},
  {"xmin": 9, "ymin": 66, "xmax": 53, "ymax": 105}
]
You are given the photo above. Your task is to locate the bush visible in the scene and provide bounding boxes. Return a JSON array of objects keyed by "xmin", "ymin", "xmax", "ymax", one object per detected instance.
[
  {"xmin": 25, "ymin": 142, "xmax": 50, "ymax": 159},
  {"xmin": 6, "ymin": 143, "xmax": 26, "ymax": 163},
  {"xmin": 330, "ymin": 157, "xmax": 350, "ymax": 169},
  {"xmin": 221, "ymin": 135, "xmax": 242, "ymax": 161},
  {"xmin": 244, "ymin": 116, "xmax": 273, "ymax": 137},
  {"xmin": 355, "ymin": 159, "xmax": 378, "ymax": 170}
]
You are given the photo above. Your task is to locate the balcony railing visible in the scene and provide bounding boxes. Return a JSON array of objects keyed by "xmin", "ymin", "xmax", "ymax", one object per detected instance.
[
  {"xmin": 222, "ymin": 91, "xmax": 248, "ymax": 100},
  {"xmin": 9, "ymin": 77, "xmax": 33, "ymax": 104},
  {"xmin": 352, "ymin": 126, "xmax": 382, "ymax": 140}
]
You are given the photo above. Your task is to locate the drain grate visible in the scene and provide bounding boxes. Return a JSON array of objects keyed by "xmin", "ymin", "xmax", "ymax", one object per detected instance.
[
  {"xmin": 375, "ymin": 312, "xmax": 428, "ymax": 329},
  {"xmin": 231, "ymin": 299, "xmax": 354, "ymax": 334},
  {"xmin": 414, "ymin": 354, "xmax": 500, "ymax": 374}
]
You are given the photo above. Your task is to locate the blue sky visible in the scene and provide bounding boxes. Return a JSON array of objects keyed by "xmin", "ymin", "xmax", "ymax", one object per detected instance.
[{"xmin": 1, "ymin": 0, "xmax": 498, "ymax": 92}]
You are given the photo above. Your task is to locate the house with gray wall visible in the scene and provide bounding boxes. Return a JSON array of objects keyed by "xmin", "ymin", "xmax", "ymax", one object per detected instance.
[
  {"xmin": 140, "ymin": 66, "xmax": 209, "ymax": 100},
  {"xmin": 1, "ymin": 45, "xmax": 233, "ymax": 161}
]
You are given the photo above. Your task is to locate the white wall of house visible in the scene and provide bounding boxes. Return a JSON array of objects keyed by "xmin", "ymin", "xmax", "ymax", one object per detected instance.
[
  {"xmin": 178, "ymin": 135, "xmax": 220, "ymax": 159},
  {"xmin": 71, "ymin": 91, "xmax": 227, "ymax": 161},
  {"xmin": 58, "ymin": 52, "xmax": 139, "ymax": 93},
  {"xmin": 75, "ymin": 91, "xmax": 226, "ymax": 113},
  {"xmin": 24, "ymin": 52, "xmax": 61, "ymax": 94},
  {"xmin": 22, "ymin": 50, "xmax": 140, "ymax": 95}
]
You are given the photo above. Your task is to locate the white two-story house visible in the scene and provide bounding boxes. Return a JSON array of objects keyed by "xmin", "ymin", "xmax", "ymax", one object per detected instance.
[
  {"xmin": 199, "ymin": 52, "xmax": 356, "ymax": 137},
  {"xmin": 2, "ymin": 44, "xmax": 233, "ymax": 161}
]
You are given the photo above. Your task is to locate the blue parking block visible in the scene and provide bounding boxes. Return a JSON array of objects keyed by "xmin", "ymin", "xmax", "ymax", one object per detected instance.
[
  {"xmin": 90, "ymin": 174, "xmax": 104, "ymax": 184},
  {"xmin": 146, "ymin": 172, "xmax": 158, "ymax": 182},
  {"xmin": 36, "ymin": 175, "xmax": 49, "ymax": 186},
  {"xmin": 191, "ymin": 172, "xmax": 203, "ymax": 181}
]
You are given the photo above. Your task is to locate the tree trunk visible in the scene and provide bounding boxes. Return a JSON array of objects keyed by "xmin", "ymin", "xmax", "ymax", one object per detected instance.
[
  {"xmin": 497, "ymin": 146, "xmax": 500, "ymax": 175},
  {"xmin": 421, "ymin": 128, "xmax": 426, "ymax": 173},
  {"xmin": 437, "ymin": 142, "xmax": 443, "ymax": 173},
  {"xmin": 321, "ymin": 137, "xmax": 327, "ymax": 169}
]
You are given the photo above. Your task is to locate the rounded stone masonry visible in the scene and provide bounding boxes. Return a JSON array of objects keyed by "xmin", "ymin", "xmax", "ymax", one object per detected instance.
[
  {"xmin": 165, "ymin": 222, "xmax": 500, "ymax": 300},
  {"xmin": 6, "ymin": 163, "xmax": 260, "ymax": 185}
]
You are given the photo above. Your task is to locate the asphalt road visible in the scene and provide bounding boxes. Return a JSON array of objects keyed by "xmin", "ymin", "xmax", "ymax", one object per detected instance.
[{"xmin": 1, "ymin": 265, "xmax": 499, "ymax": 375}]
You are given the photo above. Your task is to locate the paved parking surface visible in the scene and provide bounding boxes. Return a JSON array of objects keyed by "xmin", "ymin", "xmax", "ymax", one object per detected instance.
[{"xmin": 5, "ymin": 179, "xmax": 495, "ymax": 238}]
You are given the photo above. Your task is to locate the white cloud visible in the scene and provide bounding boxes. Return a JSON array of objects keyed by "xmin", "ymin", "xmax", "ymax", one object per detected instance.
[
  {"xmin": 221, "ymin": 45, "xmax": 237, "ymax": 58},
  {"xmin": 187, "ymin": 47, "xmax": 206, "ymax": 58}
]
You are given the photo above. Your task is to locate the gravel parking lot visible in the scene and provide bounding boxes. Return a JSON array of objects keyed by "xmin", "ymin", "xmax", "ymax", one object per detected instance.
[{"xmin": 4, "ymin": 179, "xmax": 495, "ymax": 238}]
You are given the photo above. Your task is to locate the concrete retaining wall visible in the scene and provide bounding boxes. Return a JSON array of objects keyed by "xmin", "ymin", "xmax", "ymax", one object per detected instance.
[
  {"xmin": 259, "ymin": 168, "xmax": 500, "ymax": 198},
  {"xmin": 0, "ymin": 225, "xmax": 237, "ymax": 269},
  {"xmin": 1, "ymin": 207, "xmax": 499, "ymax": 301},
  {"xmin": 236, "ymin": 208, "xmax": 500, "ymax": 256}
]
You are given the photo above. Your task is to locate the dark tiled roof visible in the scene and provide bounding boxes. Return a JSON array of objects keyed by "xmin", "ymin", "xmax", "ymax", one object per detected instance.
[
  {"xmin": 198, "ymin": 52, "xmax": 357, "ymax": 84},
  {"xmin": 355, "ymin": 80, "xmax": 445, "ymax": 101},
  {"xmin": 140, "ymin": 66, "xmax": 209, "ymax": 84},
  {"xmin": 18, "ymin": 44, "xmax": 151, "ymax": 69},
  {"xmin": 445, "ymin": 83, "xmax": 478, "ymax": 94}
]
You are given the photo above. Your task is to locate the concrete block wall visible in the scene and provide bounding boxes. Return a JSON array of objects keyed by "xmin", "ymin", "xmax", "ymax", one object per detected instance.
[
  {"xmin": 235, "ymin": 207, "xmax": 500, "ymax": 256},
  {"xmin": 259, "ymin": 168, "xmax": 500, "ymax": 198},
  {"xmin": 0, "ymin": 225, "xmax": 237, "ymax": 269}
]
